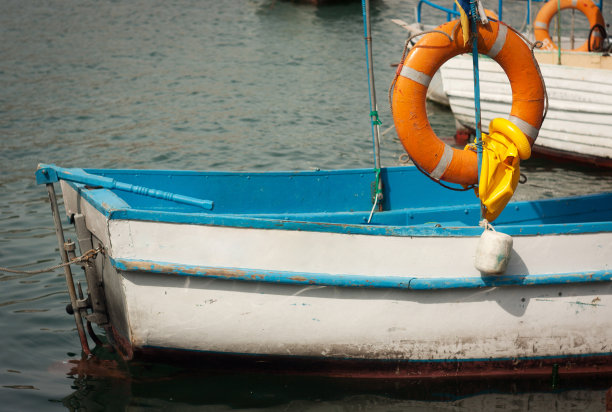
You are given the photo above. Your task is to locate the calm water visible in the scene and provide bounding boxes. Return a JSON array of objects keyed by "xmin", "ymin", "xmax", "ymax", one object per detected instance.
[{"xmin": 2, "ymin": 0, "xmax": 612, "ymax": 410}]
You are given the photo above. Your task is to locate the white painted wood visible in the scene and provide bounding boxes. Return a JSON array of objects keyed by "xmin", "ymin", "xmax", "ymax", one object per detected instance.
[
  {"xmin": 104, "ymin": 217, "xmax": 611, "ymax": 359},
  {"xmin": 108, "ymin": 219, "xmax": 611, "ymax": 278},
  {"xmin": 119, "ymin": 268, "xmax": 612, "ymax": 360}
]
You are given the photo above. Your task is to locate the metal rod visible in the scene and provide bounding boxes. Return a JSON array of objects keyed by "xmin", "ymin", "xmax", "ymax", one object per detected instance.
[
  {"xmin": 46, "ymin": 183, "xmax": 92, "ymax": 356},
  {"xmin": 362, "ymin": 0, "xmax": 383, "ymax": 210},
  {"xmin": 527, "ymin": 0, "xmax": 531, "ymax": 31},
  {"xmin": 556, "ymin": 0, "xmax": 562, "ymax": 64},
  {"xmin": 570, "ymin": 9, "xmax": 575, "ymax": 50}
]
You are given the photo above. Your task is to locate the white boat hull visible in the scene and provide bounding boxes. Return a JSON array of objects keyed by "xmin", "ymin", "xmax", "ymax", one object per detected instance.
[
  {"xmin": 60, "ymin": 181, "xmax": 612, "ymax": 376},
  {"xmin": 121, "ymin": 269, "xmax": 611, "ymax": 361}
]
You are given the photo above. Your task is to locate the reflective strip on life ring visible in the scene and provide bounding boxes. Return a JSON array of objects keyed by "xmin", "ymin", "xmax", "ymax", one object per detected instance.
[
  {"xmin": 391, "ymin": 20, "xmax": 545, "ymax": 186},
  {"xmin": 534, "ymin": 0, "xmax": 605, "ymax": 52}
]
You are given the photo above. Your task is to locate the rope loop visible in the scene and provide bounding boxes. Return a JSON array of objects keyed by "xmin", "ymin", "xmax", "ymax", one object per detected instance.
[{"xmin": 479, "ymin": 218, "xmax": 495, "ymax": 231}]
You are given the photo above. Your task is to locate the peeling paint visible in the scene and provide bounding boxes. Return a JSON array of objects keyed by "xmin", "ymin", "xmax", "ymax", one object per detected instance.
[
  {"xmin": 112, "ymin": 257, "xmax": 612, "ymax": 291},
  {"xmin": 289, "ymin": 276, "xmax": 308, "ymax": 282},
  {"xmin": 569, "ymin": 301, "xmax": 603, "ymax": 307}
]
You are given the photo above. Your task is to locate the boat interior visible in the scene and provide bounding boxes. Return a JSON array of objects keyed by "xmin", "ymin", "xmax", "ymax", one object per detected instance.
[{"xmin": 68, "ymin": 166, "xmax": 612, "ymax": 235}]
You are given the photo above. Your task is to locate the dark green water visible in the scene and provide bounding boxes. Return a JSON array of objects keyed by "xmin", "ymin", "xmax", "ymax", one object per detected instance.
[{"xmin": 2, "ymin": 0, "xmax": 612, "ymax": 410}]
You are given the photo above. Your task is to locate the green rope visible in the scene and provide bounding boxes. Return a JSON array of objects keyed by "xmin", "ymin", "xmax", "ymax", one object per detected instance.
[
  {"xmin": 369, "ymin": 110, "xmax": 382, "ymax": 126},
  {"xmin": 367, "ymin": 167, "xmax": 383, "ymax": 223},
  {"xmin": 374, "ymin": 167, "xmax": 382, "ymax": 195}
]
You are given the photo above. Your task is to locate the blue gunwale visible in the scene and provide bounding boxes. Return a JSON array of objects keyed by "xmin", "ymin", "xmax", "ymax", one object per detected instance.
[
  {"xmin": 53, "ymin": 165, "xmax": 612, "ymax": 237},
  {"xmin": 111, "ymin": 257, "xmax": 612, "ymax": 290}
]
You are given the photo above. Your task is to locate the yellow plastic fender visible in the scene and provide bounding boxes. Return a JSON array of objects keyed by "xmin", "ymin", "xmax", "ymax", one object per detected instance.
[{"xmin": 478, "ymin": 118, "xmax": 531, "ymax": 221}]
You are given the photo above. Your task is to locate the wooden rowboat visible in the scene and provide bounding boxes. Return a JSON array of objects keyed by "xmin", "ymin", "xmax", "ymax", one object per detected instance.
[{"xmin": 35, "ymin": 164, "xmax": 612, "ymax": 378}]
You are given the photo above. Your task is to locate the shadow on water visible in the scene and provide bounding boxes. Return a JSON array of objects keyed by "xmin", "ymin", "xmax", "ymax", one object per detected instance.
[{"xmin": 56, "ymin": 344, "xmax": 612, "ymax": 411}]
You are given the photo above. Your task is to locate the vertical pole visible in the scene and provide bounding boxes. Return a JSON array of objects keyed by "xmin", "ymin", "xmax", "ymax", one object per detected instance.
[
  {"xmin": 46, "ymin": 183, "xmax": 92, "ymax": 356},
  {"xmin": 556, "ymin": 0, "xmax": 562, "ymax": 64},
  {"xmin": 469, "ymin": 1, "xmax": 483, "ymax": 220},
  {"xmin": 362, "ymin": 0, "xmax": 383, "ymax": 212},
  {"xmin": 570, "ymin": 9, "xmax": 575, "ymax": 50},
  {"xmin": 527, "ymin": 0, "xmax": 531, "ymax": 31}
]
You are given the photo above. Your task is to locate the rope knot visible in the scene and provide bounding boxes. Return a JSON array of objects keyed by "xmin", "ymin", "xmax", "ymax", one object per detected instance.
[
  {"xmin": 76, "ymin": 247, "xmax": 104, "ymax": 264},
  {"xmin": 369, "ymin": 110, "xmax": 382, "ymax": 126}
]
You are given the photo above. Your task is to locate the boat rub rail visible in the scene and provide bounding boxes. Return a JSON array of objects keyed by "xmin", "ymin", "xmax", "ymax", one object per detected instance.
[{"xmin": 111, "ymin": 257, "xmax": 612, "ymax": 290}]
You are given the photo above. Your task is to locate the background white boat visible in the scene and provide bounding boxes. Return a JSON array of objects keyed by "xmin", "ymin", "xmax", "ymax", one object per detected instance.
[{"xmin": 440, "ymin": 51, "xmax": 612, "ymax": 166}]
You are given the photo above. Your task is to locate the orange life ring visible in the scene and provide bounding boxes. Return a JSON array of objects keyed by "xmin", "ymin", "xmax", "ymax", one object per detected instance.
[
  {"xmin": 391, "ymin": 20, "xmax": 545, "ymax": 186},
  {"xmin": 534, "ymin": 0, "xmax": 605, "ymax": 51}
]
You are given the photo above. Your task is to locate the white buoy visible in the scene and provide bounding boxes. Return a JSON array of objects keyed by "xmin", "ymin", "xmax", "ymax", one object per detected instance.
[{"xmin": 474, "ymin": 224, "xmax": 513, "ymax": 274}]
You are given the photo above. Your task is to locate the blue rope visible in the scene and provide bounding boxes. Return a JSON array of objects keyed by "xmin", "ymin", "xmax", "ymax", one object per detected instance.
[{"xmin": 469, "ymin": 0, "xmax": 484, "ymax": 220}]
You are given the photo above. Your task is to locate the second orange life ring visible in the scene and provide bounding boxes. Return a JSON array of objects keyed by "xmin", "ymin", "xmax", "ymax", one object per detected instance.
[
  {"xmin": 391, "ymin": 20, "xmax": 545, "ymax": 186},
  {"xmin": 534, "ymin": 0, "xmax": 605, "ymax": 51}
]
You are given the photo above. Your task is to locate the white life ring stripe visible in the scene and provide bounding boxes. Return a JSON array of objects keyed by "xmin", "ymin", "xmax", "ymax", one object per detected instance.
[
  {"xmin": 399, "ymin": 65, "xmax": 432, "ymax": 87},
  {"xmin": 509, "ymin": 115, "xmax": 539, "ymax": 140},
  {"xmin": 487, "ymin": 24, "xmax": 508, "ymax": 58},
  {"xmin": 430, "ymin": 144, "xmax": 454, "ymax": 180}
]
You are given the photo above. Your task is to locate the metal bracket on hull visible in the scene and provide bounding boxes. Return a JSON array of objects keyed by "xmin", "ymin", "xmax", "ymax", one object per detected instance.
[
  {"xmin": 73, "ymin": 214, "xmax": 109, "ymax": 326},
  {"xmin": 72, "ymin": 214, "xmax": 118, "ymax": 348}
]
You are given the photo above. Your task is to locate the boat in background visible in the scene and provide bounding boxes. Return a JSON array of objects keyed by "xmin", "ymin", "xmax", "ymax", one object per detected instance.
[
  {"xmin": 441, "ymin": 50, "xmax": 612, "ymax": 166},
  {"xmin": 407, "ymin": 0, "xmax": 612, "ymax": 167}
]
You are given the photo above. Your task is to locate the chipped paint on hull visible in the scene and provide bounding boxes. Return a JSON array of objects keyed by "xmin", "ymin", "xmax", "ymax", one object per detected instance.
[
  {"xmin": 107, "ymin": 266, "xmax": 612, "ymax": 366},
  {"xmin": 112, "ymin": 256, "xmax": 612, "ymax": 290}
]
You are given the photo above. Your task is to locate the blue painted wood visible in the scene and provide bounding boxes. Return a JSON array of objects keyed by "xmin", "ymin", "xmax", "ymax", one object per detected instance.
[
  {"xmin": 76, "ymin": 166, "xmax": 479, "ymax": 214},
  {"xmin": 112, "ymin": 257, "xmax": 612, "ymax": 290},
  {"xmin": 53, "ymin": 165, "xmax": 612, "ymax": 237},
  {"xmin": 36, "ymin": 164, "xmax": 214, "ymax": 210}
]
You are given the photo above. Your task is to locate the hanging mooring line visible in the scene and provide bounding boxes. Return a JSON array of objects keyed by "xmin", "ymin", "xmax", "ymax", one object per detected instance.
[
  {"xmin": 362, "ymin": 0, "xmax": 384, "ymax": 216},
  {"xmin": 0, "ymin": 247, "xmax": 102, "ymax": 275}
]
